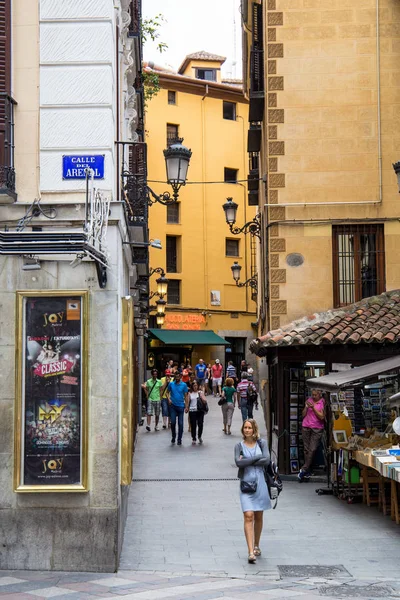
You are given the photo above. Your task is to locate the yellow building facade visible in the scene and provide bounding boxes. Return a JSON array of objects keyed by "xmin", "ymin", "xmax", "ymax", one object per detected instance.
[
  {"xmin": 242, "ymin": 0, "xmax": 400, "ymax": 331},
  {"xmin": 146, "ymin": 53, "xmax": 257, "ymax": 371}
]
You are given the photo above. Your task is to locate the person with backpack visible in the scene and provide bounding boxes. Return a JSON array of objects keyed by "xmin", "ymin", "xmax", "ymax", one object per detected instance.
[
  {"xmin": 236, "ymin": 372, "xmax": 250, "ymax": 421},
  {"xmin": 141, "ymin": 369, "xmax": 163, "ymax": 432},
  {"xmin": 234, "ymin": 418, "xmax": 271, "ymax": 564},
  {"xmin": 188, "ymin": 380, "xmax": 208, "ymax": 444},
  {"xmin": 246, "ymin": 380, "xmax": 259, "ymax": 419},
  {"xmin": 220, "ymin": 377, "xmax": 236, "ymax": 435}
]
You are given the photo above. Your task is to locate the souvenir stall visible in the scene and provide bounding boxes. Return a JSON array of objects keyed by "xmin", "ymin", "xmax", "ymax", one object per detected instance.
[{"xmin": 307, "ymin": 355, "xmax": 400, "ymax": 522}]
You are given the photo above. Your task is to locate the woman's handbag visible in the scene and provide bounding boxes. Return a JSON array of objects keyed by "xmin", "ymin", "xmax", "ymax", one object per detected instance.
[
  {"xmin": 218, "ymin": 397, "xmax": 227, "ymax": 406},
  {"xmin": 240, "ymin": 480, "xmax": 258, "ymax": 494},
  {"xmin": 197, "ymin": 396, "xmax": 209, "ymax": 413}
]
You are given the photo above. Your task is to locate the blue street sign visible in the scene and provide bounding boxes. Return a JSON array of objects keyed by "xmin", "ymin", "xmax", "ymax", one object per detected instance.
[{"xmin": 62, "ymin": 155, "xmax": 105, "ymax": 179}]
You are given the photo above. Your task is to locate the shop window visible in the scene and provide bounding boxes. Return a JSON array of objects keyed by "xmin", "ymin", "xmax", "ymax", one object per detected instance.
[
  {"xmin": 166, "ymin": 123, "xmax": 179, "ymax": 147},
  {"xmin": 168, "ymin": 90, "xmax": 176, "ymax": 105},
  {"xmin": 166, "ymin": 202, "xmax": 180, "ymax": 224},
  {"xmin": 223, "ymin": 101, "xmax": 236, "ymax": 121},
  {"xmin": 224, "ymin": 167, "xmax": 238, "ymax": 184},
  {"xmin": 166, "ymin": 235, "xmax": 178, "ymax": 272},
  {"xmin": 195, "ymin": 68, "xmax": 216, "ymax": 81},
  {"xmin": 226, "ymin": 238, "xmax": 239, "ymax": 257},
  {"xmin": 332, "ymin": 225, "xmax": 385, "ymax": 308},
  {"xmin": 167, "ymin": 280, "xmax": 181, "ymax": 305}
]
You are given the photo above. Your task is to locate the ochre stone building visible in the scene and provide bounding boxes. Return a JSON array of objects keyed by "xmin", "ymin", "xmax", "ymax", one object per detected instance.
[{"xmin": 243, "ymin": 0, "xmax": 400, "ymax": 330}]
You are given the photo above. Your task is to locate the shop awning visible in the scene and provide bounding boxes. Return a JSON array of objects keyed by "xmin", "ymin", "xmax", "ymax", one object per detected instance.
[
  {"xmin": 307, "ymin": 355, "xmax": 400, "ymax": 392},
  {"xmin": 148, "ymin": 329, "xmax": 230, "ymax": 346}
]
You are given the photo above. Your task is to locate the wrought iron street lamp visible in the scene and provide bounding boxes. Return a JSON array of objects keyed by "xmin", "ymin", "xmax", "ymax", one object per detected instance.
[
  {"xmin": 156, "ymin": 314, "xmax": 165, "ymax": 326},
  {"xmin": 231, "ymin": 261, "xmax": 258, "ymax": 291},
  {"xmin": 393, "ymin": 161, "xmax": 400, "ymax": 192},
  {"xmin": 147, "ymin": 138, "xmax": 192, "ymax": 205},
  {"xmin": 222, "ymin": 197, "xmax": 261, "ymax": 239}
]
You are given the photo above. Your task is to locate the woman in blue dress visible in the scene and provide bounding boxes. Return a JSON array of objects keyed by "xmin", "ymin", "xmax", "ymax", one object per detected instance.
[{"xmin": 234, "ymin": 419, "xmax": 271, "ymax": 563}]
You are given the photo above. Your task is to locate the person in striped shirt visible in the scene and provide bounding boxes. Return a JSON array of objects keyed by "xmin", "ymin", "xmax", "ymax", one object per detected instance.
[{"xmin": 226, "ymin": 361, "xmax": 237, "ymax": 385}]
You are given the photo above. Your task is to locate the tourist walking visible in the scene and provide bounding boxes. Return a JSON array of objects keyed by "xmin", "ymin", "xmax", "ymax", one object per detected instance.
[
  {"xmin": 298, "ymin": 389, "xmax": 325, "ymax": 482},
  {"xmin": 234, "ymin": 419, "xmax": 271, "ymax": 564},
  {"xmin": 195, "ymin": 358, "xmax": 207, "ymax": 390},
  {"xmin": 205, "ymin": 363, "xmax": 212, "ymax": 394},
  {"xmin": 160, "ymin": 370, "xmax": 171, "ymax": 429},
  {"xmin": 164, "ymin": 371, "xmax": 189, "ymax": 445},
  {"xmin": 246, "ymin": 379, "xmax": 258, "ymax": 419},
  {"xmin": 141, "ymin": 369, "xmax": 163, "ymax": 432},
  {"xmin": 236, "ymin": 372, "xmax": 250, "ymax": 421},
  {"xmin": 226, "ymin": 360, "xmax": 237, "ymax": 385},
  {"xmin": 211, "ymin": 359, "xmax": 223, "ymax": 397},
  {"xmin": 188, "ymin": 381, "xmax": 208, "ymax": 444},
  {"xmin": 220, "ymin": 377, "xmax": 236, "ymax": 435}
]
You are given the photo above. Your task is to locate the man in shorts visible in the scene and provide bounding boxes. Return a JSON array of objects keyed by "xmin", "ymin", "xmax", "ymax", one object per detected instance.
[
  {"xmin": 141, "ymin": 369, "xmax": 163, "ymax": 432},
  {"xmin": 211, "ymin": 359, "xmax": 223, "ymax": 397},
  {"xmin": 195, "ymin": 358, "xmax": 207, "ymax": 390}
]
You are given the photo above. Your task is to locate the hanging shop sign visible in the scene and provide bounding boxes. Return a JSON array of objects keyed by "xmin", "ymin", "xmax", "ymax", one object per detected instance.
[
  {"xmin": 62, "ymin": 155, "xmax": 105, "ymax": 179},
  {"xmin": 15, "ymin": 291, "xmax": 88, "ymax": 492}
]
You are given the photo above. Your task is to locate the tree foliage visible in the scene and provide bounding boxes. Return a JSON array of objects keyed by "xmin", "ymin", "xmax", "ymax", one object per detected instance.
[{"xmin": 141, "ymin": 14, "xmax": 167, "ymax": 106}]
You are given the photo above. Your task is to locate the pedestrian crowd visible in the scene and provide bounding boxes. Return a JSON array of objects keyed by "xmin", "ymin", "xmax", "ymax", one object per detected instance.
[
  {"xmin": 141, "ymin": 358, "xmax": 259, "ymax": 445},
  {"xmin": 141, "ymin": 357, "xmax": 325, "ymax": 567}
]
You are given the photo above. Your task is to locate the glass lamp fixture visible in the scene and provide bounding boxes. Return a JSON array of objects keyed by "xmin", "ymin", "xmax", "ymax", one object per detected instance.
[
  {"xmin": 231, "ymin": 261, "xmax": 242, "ymax": 282},
  {"xmin": 156, "ymin": 299, "xmax": 166, "ymax": 315},
  {"xmin": 222, "ymin": 197, "xmax": 239, "ymax": 225},
  {"xmin": 156, "ymin": 314, "xmax": 165, "ymax": 326},
  {"xmin": 156, "ymin": 274, "xmax": 169, "ymax": 297},
  {"xmin": 164, "ymin": 138, "xmax": 192, "ymax": 191}
]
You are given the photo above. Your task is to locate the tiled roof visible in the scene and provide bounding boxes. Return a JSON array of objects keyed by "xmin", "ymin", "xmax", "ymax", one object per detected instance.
[
  {"xmin": 250, "ymin": 291, "xmax": 400, "ymax": 355},
  {"xmin": 178, "ymin": 51, "xmax": 226, "ymax": 74}
]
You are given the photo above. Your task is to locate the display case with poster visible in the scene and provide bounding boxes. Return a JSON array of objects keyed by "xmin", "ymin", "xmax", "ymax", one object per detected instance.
[{"xmin": 14, "ymin": 291, "xmax": 88, "ymax": 492}]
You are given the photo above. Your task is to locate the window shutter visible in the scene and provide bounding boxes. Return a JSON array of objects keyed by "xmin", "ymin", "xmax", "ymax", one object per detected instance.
[{"xmin": 0, "ymin": 0, "xmax": 11, "ymax": 128}]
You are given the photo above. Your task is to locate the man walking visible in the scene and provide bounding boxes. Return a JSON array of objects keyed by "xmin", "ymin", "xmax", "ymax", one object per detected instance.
[
  {"xmin": 236, "ymin": 371, "xmax": 250, "ymax": 421},
  {"xmin": 165, "ymin": 371, "xmax": 189, "ymax": 445},
  {"xmin": 226, "ymin": 360, "xmax": 237, "ymax": 385},
  {"xmin": 141, "ymin": 369, "xmax": 163, "ymax": 432},
  {"xmin": 195, "ymin": 358, "xmax": 207, "ymax": 390},
  {"xmin": 211, "ymin": 359, "xmax": 223, "ymax": 397}
]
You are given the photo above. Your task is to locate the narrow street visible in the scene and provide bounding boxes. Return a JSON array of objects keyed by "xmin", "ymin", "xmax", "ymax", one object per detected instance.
[{"xmin": 1, "ymin": 399, "xmax": 400, "ymax": 598}]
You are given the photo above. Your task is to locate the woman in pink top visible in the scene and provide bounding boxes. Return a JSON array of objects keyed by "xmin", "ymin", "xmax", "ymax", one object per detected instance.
[{"xmin": 298, "ymin": 389, "xmax": 325, "ymax": 482}]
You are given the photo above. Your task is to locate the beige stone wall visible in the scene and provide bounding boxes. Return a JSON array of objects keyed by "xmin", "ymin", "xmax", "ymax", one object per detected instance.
[
  {"xmin": 13, "ymin": 1, "xmax": 40, "ymax": 203},
  {"xmin": 265, "ymin": 0, "xmax": 400, "ymax": 327}
]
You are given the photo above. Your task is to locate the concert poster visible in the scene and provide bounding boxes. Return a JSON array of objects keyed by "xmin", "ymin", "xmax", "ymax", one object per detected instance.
[{"xmin": 17, "ymin": 293, "xmax": 87, "ymax": 490}]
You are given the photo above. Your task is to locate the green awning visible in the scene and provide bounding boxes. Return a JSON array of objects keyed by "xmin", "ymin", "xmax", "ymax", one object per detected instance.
[{"xmin": 148, "ymin": 329, "xmax": 229, "ymax": 346}]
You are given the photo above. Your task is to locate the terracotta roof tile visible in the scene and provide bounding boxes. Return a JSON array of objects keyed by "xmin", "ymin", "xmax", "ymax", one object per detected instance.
[{"xmin": 250, "ymin": 290, "xmax": 400, "ymax": 353}]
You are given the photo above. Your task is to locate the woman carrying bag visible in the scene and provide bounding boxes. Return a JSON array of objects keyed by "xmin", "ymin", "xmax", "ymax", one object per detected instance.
[
  {"xmin": 234, "ymin": 419, "xmax": 271, "ymax": 564},
  {"xmin": 219, "ymin": 377, "xmax": 236, "ymax": 435},
  {"xmin": 188, "ymin": 381, "xmax": 208, "ymax": 444}
]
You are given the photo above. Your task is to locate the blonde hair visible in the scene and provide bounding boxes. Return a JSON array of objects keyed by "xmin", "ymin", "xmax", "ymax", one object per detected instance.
[{"xmin": 241, "ymin": 418, "xmax": 260, "ymax": 441}]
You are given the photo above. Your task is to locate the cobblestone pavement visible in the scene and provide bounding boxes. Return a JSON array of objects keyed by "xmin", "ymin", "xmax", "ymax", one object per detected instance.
[{"xmin": 1, "ymin": 395, "xmax": 399, "ymax": 598}]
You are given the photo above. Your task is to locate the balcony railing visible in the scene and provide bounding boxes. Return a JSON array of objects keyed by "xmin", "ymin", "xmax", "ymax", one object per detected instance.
[
  {"xmin": 0, "ymin": 93, "xmax": 17, "ymax": 199},
  {"xmin": 121, "ymin": 142, "xmax": 148, "ymax": 226}
]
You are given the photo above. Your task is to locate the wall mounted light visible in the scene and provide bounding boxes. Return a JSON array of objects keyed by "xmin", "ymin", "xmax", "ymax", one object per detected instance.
[
  {"xmin": 231, "ymin": 261, "xmax": 258, "ymax": 290},
  {"xmin": 222, "ymin": 197, "xmax": 261, "ymax": 239}
]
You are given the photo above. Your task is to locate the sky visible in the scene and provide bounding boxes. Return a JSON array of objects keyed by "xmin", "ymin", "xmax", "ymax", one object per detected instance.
[{"xmin": 142, "ymin": 0, "xmax": 243, "ymax": 79}]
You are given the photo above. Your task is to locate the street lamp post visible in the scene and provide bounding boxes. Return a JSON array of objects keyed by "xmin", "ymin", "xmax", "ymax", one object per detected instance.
[
  {"xmin": 222, "ymin": 197, "xmax": 261, "ymax": 239},
  {"xmin": 231, "ymin": 261, "xmax": 258, "ymax": 291},
  {"xmin": 147, "ymin": 138, "xmax": 192, "ymax": 205}
]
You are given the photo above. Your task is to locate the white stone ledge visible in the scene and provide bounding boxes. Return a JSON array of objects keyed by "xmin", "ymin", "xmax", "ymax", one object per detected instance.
[
  {"xmin": 40, "ymin": 22, "xmax": 114, "ymax": 64},
  {"xmin": 40, "ymin": 0, "xmax": 114, "ymax": 21},
  {"xmin": 41, "ymin": 66, "xmax": 113, "ymax": 106}
]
